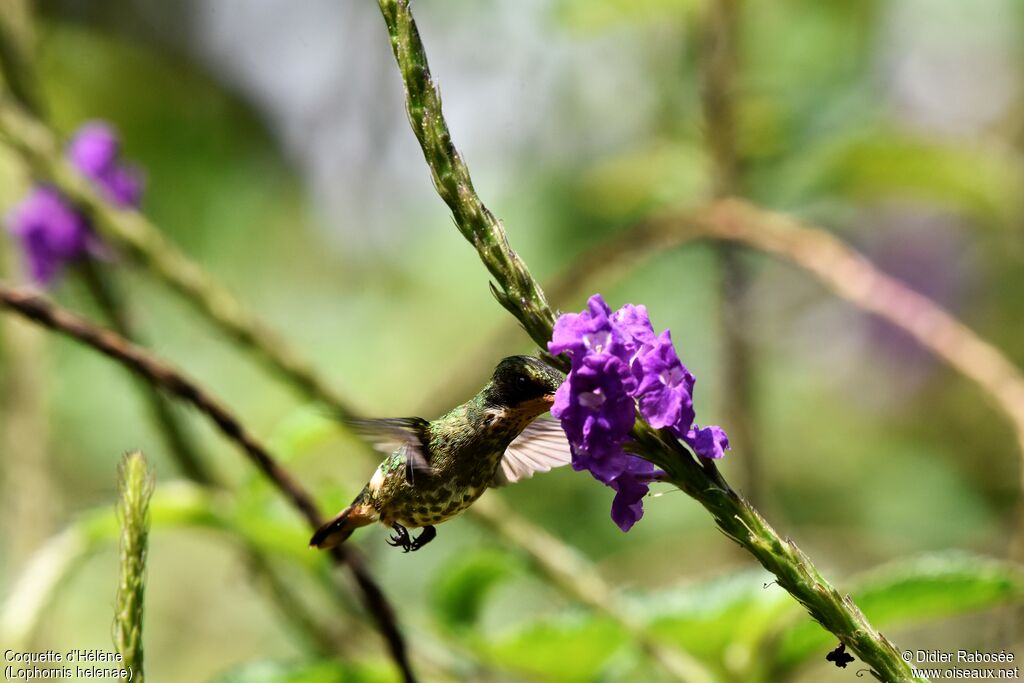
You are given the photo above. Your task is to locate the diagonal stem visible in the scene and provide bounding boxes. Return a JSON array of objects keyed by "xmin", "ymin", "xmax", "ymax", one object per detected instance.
[
  {"xmin": 375, "ymin": 1, "xmax": 922, "ymax": 680},
  {"xmin": 375, "ymin": 0, "xmax": 556, "ymax": 354},
  {"xmin": 0, "ymin": 286, "xmax": 419, "ymax": 683}
]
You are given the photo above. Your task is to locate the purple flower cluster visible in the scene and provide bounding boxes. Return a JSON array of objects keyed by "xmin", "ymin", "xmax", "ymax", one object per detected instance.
[
  {"xmin": 5, "ymin": 122, "xmax": 143, "ymax": 285},
  {"xmin": 549, "ymin": 294, "xmax": 730, "ymax": 531},
  {"xmin": 67, "ymin": 123, "xmax": 144, "ymax": 207}
]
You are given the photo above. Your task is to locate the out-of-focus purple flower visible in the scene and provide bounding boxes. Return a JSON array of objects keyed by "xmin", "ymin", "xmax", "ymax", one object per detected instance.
[
  {"xmin": 6, "ymin": 187, "xmax": 94, "ymax": 285},
  {"xmin": 5, "ymin": 121, "xmax": 143, "ymax": 286},
  {"xmin": 67, "ymin": 122, "xmax": 144, "ymax": 207},
  {"xmin": 684, "ymin": 425, "xmax": 730, "ymax": 460},
  {"xmin": 633, "ymin": 330, "xmax": 695, "ymax": 435},
  {"xmin": 549, "ymin": 293, "xmax": 730, "ymax": 531}
]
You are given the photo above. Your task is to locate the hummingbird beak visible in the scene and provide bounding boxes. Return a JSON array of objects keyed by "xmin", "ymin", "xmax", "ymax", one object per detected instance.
[{"xmin": 517, "ymin": 393, "xmax": 558, "ymax": 417}]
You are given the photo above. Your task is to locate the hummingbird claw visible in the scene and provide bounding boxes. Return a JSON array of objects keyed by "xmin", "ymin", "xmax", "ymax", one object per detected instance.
[
  {"xmin": 385, "ymin": 523, "xmax": 436, "ymax": 552},
  {"xmin": 409, "ymin": 525, "xmax": 437, "ymax": 552},
  {"xmin": 387, "ymin": 523, "xmax": 412, "ymax": 551}
]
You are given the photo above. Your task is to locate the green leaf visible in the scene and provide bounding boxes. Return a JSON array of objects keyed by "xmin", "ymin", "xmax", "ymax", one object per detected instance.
[
  {"xmin": 431, "ymin": 549, "xmax": 524, "ymax": 630},
  {"xmin": 209, "ymin": 659, "xmax": 394, "ymax": 683},
  {"xmin": 772, "ymin": 552, "xmax": 1024, "ymax": 672}
]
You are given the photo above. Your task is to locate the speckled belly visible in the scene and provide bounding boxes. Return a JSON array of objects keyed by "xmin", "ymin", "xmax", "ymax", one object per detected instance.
[
  {"xmin": 385, "ymin": 485, "xmax": 487, "ymax": 527},
  {"xmin": 375, "ymin": 449, "xmax": 504, "ymax": 528}
]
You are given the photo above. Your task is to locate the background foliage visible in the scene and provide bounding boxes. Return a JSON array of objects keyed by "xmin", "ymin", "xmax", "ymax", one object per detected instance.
[{"xmin": 1, "ymin": 0, "xmax": 1023, "ymax": 681}]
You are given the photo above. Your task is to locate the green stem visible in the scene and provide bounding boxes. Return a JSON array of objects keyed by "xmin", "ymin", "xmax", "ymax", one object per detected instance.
[
  {"xmin": 375, "ymin": 2, "xmax": 922, "ymax": 680},
  {"xmin": 375, "ymin": 0, "xmax": 556, "ymax": 353},
  {"xmin": 634, "ymin": 425, "xmax": 919, "ymax": 682},
  {"xmin": 113, "ymin": 451, "xmax": 155, "ymax": 683},
  {"xmin": 78, "ymin": 260, "xmax": 213, "ymax": 484},
  {"xmin": 0, "ymin": 98, "xmax": 356, "ymax": 419}
]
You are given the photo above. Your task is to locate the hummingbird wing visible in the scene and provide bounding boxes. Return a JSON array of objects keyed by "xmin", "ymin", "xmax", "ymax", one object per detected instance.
[
  {"xmin": 492, "ymin": 418, "xmax": 572, "ymax": 486},
  {"xmin": 345, "ymin": 417, "xmax": 433, "ymax": 483}
]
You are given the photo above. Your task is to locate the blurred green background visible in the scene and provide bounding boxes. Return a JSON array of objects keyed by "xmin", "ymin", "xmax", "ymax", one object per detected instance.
[{"xmin": 1, "ymin": 0, "xmax": 1023, "ymax": 681}]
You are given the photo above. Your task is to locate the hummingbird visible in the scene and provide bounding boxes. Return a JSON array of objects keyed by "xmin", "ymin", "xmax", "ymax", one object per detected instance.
[{"xmin": 310, "ymin": 355, "xmax": 570, "ymax": 552}]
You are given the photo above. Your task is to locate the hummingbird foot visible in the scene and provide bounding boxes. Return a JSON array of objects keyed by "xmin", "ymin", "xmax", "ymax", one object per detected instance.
[
  {"xmin": 385, "ymin": 523, "xmax": 436, "ymax": 552},
  {"xmin": 386, "ymin": 523, "xmax": 412, "ymax": 551},
  {"xmin": 409, "ymin": 525, "xmax": 436, "ymax": 551}
]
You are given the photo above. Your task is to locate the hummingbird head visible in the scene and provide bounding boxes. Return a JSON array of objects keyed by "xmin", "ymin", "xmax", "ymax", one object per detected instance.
[{"xmin": 484, "ymin": 355, "xmax": 565, "ymax": 415}]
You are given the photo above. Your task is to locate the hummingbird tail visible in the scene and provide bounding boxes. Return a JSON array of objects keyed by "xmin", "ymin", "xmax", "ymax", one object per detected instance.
[{"xmin": 310, "ymin": 492, "xmax": 378, "ymax": 550}]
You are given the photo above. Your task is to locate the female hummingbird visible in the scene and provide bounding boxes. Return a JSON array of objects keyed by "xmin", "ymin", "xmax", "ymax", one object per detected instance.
[{"xmin": 310, "ymin": 355, "xmax": 570, "ymax": 552}]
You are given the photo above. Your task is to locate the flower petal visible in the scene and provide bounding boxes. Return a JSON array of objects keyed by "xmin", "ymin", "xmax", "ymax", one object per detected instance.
[{"xmin": 684, "ymin": 425, "xmax": 731, "ymax": 460}]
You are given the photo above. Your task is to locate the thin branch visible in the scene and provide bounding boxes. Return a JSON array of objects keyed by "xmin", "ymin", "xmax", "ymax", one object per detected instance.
[
  {"xmin": 375, "ymin": 2, "xmax": 921, "ymax": 680},
  {"xmin": 0, "ymin": 286, "xmax": 419, "ymax": 683},
  {"xmin": 0, "ymin": 98, "xmax": 357, "ymax": 419}
]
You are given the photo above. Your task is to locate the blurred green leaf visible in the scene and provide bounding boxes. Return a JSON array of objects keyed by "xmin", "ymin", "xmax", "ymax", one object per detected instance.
[
  {"xmin": 235, "ymin": 407, "xmax": 349, "ymax": 536},
  {"xmin": 855, "ymin": 449, "xmax": 994, "ymax": 551},
  {"xmin": 1, "ymin": 482, "xmax": 224, "ymax": 648},
  {"xmin": 576, "ymin": 141, "xmax": 709, "ymax": 221},
  {"xmin": 484, "ymin": 614, "xmax": 627, "ymax": 682},
  {"xmin": 209, "ymin": 659, "xmax": 394, "ymax": 683},
  {"xmin": 431, "ymin": 548, "xmax": 524, "ymax": 631},
  {"xmin": 1, "ymin": 481, "xmax": 328, "ymax": 649},
  {"xmin": 266, "ymin": 408, "xmax": 344, "ymax": 464},
  {"xmin": 771, "ymin": 552, "xmax": 1024, "ymax": 672},
  {"xmin": 632, "ymin": 570, "xmax": 791, "ymax": 668},
  {"xmin": 777, "ymin": 130, "xmax": 1024, "ymax": 226}
]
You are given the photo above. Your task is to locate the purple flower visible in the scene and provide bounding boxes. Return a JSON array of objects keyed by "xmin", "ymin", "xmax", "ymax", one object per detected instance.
[
  {"xmin": 684, "ymin": 425, "xmax": 730, "ymax": 460},
  {"xmin": 6, "ymin": 187, "xmax": 94, "ymax": 285},
  {"xmin": 551, "ymin": 352, "xmax": 636, "ymax": 483},
  {"xmin": 549, "ymin": 294, "xmax": 730, "ymax": 531},
  {"xmin": 609, "ymin": 458, "xmax": 658, "ymax": 532},
  {"xmin": 551, "ymin": 295, "xmax": 623, "ymax": 363},
  {"xmin": 633, "ymin": 330, "xmax": 695, "ymax": 435},
  {"xmin": 5, "ymin": 121, "xmax": 144, "ymax": 286},
  {"xmin": 67, "ymin": 122, "xmax": 144, "ymax": 208},
  {"xmin": 610, "ymin": 303, "xmax": 657, "ymax": 347}
]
